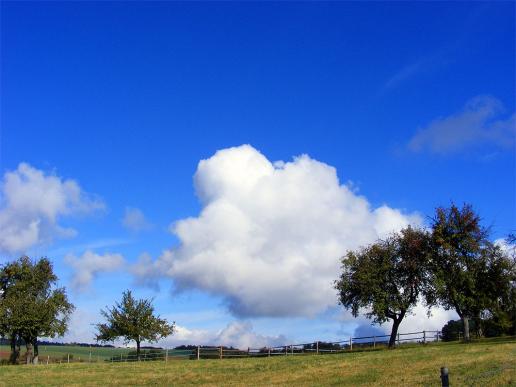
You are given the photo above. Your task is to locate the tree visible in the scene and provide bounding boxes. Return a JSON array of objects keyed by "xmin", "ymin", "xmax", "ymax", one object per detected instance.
[
  {"xmin": 0, "ymin": 256, "xmax": 74, "ymax": 364},
  {"xmin": 335, "ymin": 227, "xmax": 432, "ymax": 348},
  {"xmin": 427, "ymin": 203, "xmax": 508, "ymax": 342},
  {"xmin": 95, "ymin": 290, "xmax": 175, "ymax": 360}
]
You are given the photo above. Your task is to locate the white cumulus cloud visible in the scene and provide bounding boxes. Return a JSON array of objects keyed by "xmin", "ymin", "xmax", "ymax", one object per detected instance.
[
  {"xmin": 132, "ymin": 145, "xmax": 421, "ymax": 318},
  {"xmin": 161, "ymin": 321, "xmax": 287, "ymax": 349},
  {"xmin": 0, "ymin": 163, "xmax": 104, "ymax": 254},
  {"xmin": 65, "ymin": 250, "xmax": 125, "ymax": 291}
]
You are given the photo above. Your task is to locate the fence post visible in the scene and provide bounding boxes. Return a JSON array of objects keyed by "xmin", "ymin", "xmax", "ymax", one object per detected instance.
[
  {"xmin": 197, "ymin": 346, "xmax": 200, "ymax": 360},
  {"xmin": 440, "ymin": 367, "xmax": 449, "ymax": 387},
  {"xmin": 247, "ymin": 347, "xmax": 250, "ymax": 357},
  {"xmin": 291, "ymin": 345, "xmax": 293, "ymax": 355},
  {"xmin": 219, "ymin": 346, "xmax": 223, "ymax": 360},
  {"xmin": 89, "ymin": 352, "xmax": 92, "ymax": 363},
  {"xmin": 285, "ymin": 346, "xmax": 287, "ymax": 356},
  {"xmin": 373, "ymin": 336, "xmax": 376, "ymax": 349},
  {"xmin": 165, "ymin": 348, "xmax": 168, "ymax": 362},
  {"xmin": 268, "ymin": 347, "xmax": 271, "ymax": 357},
  {"xmin": 47, "ymin": 355, "xmax": 49, "ymax": 365},
  {"xmin": 349, "ymin": 337, "xmax": 352, "ymax": 351},
  {"xmin": 436, "ymin": 331, "xmax": 440, "ymax": 342},
  {"xmin": 67, "ymin": 354, "xmax": 70, "ymax": 364},
  {"xmin": 121, "ymin": 353, "xmax": 123, "ymax": 363},
  {"xmin": 397, "ymin": 333, "xmax": 400, "ymax": 346},
  {"xmin": 316, "ymin": 341, "xmax": 319, "ymax": 355},
  {"xmin": 423, "ymin": 330, "xmax": 426, "ymax": 344}
]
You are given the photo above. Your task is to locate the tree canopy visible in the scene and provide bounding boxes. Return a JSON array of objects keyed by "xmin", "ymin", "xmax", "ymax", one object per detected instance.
[
  {"xmin": 95, "ymin": 290, "xmax": 175, "ymax": 360},
  {"xmin": 335, "ymin": 226, "xmax": 432, "ymax": 348},
  {"xmin": 0, "ymin": 256, "xmax": 74, "ymax": 364},
  {"xmin": 427, "ymin": 203, "xmax": 515, "ymax": 340}
]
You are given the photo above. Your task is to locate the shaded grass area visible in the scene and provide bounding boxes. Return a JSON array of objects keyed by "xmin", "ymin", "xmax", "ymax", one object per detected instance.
[
  {"xmin": 0, "ymin": 338, "xmax": 514, "ymax": 386},
  {"xmin": 0, "ymin": 345, "xmax": 132, "ymax": 361}
]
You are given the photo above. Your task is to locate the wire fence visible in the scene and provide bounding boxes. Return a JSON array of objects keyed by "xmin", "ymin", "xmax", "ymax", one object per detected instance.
[{"xmin": 1, "ymin": 330, "xmax": 443, "ymax": 365}]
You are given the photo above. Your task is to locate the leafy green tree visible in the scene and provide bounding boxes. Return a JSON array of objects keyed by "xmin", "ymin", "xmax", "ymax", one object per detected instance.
[
  {"xmin": 427, "ymin": 204, "xmax": 514, "ymax": 341},
  {"xmin": 335, "ymin": 227, "xmax": 432, "ymax": 348},
  {"xmin": 95, "ymin": 290, "xmax": 175, "ymax": 360},
  {"xmin": 0, "ymin": 256, "xmax": 74, "ymax": 364}
]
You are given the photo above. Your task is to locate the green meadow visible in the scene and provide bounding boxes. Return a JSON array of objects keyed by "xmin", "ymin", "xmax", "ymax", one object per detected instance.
[{"xmin": 0, "ymin": 338, "xmax": 514, "ymax": 386}]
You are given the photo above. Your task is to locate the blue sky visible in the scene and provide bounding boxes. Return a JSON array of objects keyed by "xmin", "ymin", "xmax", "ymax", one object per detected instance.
[{"xmin": 1, "ymin": 2, "xmax": 514, "ymax": 348}]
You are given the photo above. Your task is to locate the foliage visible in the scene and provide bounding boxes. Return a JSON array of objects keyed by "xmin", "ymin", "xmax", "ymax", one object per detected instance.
[
  {"xmin": 335, "ymin": 226, "xmax": 432, "ymax": 348},
  {"xmin": 428, "ymin": 204, "xmax": 515, "ymax": 341},
  {"xmin": 0, "ymin": 256, "xmax": 74, "ymax": 364},
  {"xmin": 95, "ymin": 290, "xmax": 175, "ymax": 360}
]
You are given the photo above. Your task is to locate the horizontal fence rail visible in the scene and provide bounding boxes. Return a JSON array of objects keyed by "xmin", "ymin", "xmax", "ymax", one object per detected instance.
[{"xmin": 1, "ymin": 330, "xmax": 445, "ymax": 365}]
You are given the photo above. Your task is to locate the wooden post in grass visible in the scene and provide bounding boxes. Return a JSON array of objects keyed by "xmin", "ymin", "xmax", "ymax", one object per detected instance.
[
  {"xmin": 423, "ymin": 331, "xmax": 426, "ymax": 344},
  {"xmin": 268, "ymin": 347, "xmax": 271, "ymax": 357},
  {"xmin": 291, "ymin": 345, "xmax": 293, "ymax": 355},
  {"xmin": 120, "ymin": 353, "xmax": 123, "ymax": 362},
  {"xmin": 197, "ymin": 346, "xmax": 200, "ymax": 360},
  {"xmin": 316, "ymin": 341, "xmax": 319, "ymax": 355},
  {"xmin": 67, "ymin": 354, "xmax": 70, "ymax": 364},
  {"xmin": 373, "ymin": 336, "xmax": 376, "ymax": 349},
  {"xmin": 219, "ymin": 346, "xmax": 223, "ymax": 360},
  {"xmin": 397, "ymin": 333, "xmax": 400, "ymax": 346},
  {"xmin": 349, "ymin": 337, "xmax": 352, "ymax": 351},
  {"xmin": 440, "ymin": 367, "xmax": 449, "ymax": 387},
  {"xmin": 46, "ymin": 355, "xmax": 49, "ymax": 365},
  {"xmin": 436, "ymin": 331, "xmax": 439, "ymax": 342},
  {"xmin": 247, "ymin": 347, "xmax": 250, "ymax": 357},
  {"xmin": 165, "ymin": 348, "xmax": 168, "ymax": 362}
]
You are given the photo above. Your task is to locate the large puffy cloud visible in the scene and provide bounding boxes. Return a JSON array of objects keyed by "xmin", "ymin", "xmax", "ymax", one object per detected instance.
[
  {"xmin": 0, "ymin": 163, "xmax": 104, "ymax": 254},
  {"xmin": 133, "ymin": 145, "xmax": 421, "ymax": 318},
  {"xmin": 408, "ymin": 95, "xmax": 515, "ymax": 155},
  {"xmin": 65, "ymin": 251, "xmax": 125, "ymax": 291}
]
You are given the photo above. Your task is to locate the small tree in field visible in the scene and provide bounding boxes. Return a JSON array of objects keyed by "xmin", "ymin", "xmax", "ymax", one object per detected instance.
[
  {"xmin": 335, "ymin": 227, "xmax": 432, "ymax": 348},
  {"xmin": 95, "ymin": 290, "xmax": 175, "ymax": 360}
]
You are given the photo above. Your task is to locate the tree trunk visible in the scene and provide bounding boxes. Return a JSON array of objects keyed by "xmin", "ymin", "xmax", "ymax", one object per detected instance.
[
  {"xmin": 26, "ymin": 342, "xmax": 33, "ymax": 365},
  {"xmin": 388, "ymin": 319, "xmax": 401, "ymax": 349},
  {"xmin": 9, "ymin": 334, "xmax": 19, "ymax": 365},
  {"xmin": 33, "ymin": 340, "xmax": 39, "ymax": 365},
  {"xmin": 462, "ymin": 316, "xmax": 470, "ymax": 342},
  {"xmin": 136, "ymin": 340, "xmax": 141, "ymax": 361}
]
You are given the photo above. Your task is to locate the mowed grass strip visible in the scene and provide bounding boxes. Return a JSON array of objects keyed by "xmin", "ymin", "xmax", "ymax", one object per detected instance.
[{"xmin": 0, "ymin": 339, "xmax": 514, "ymax": 386}]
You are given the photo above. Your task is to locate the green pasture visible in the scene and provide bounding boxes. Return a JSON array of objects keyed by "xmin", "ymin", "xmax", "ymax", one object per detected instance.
[{"xmin": 0, "ymin": 337, "xmax": 514, "ymax": 386}]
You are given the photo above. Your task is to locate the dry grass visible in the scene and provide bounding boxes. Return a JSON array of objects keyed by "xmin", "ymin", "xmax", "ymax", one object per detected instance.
[{"xmin": 0, "ymin": 338, "xmax": 514, "ymax": 386}]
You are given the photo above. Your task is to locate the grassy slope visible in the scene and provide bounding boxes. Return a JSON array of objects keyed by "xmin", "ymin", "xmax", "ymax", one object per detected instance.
[
  {"xmin": 0, "ymin": 345, "xmax": 132, "ymax": 361},
  {"xmin": 0, "ymin": 339, "xmax": 514, "ymax": 386}
]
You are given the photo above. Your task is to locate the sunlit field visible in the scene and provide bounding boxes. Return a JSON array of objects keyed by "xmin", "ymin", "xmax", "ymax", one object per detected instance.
[{"xmin": 0, "ymin": 338, "xmax": 514, "ymax": 386}]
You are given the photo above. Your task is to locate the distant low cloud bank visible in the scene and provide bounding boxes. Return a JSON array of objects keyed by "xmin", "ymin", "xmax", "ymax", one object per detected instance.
[{"xmin": 132, "ymin": 145, "xmax": 421, "ymax": 318}]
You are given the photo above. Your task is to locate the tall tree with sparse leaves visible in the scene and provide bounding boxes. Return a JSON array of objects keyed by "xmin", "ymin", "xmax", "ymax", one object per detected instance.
[
  {"xmin": 335, "ymin": 226, "xmax": 432, "ymax": 348},
  {"xmin": 95, "ymin": 290, "xmax": 175, "ymax": 360},
  {"xmin": 0, "ymin": 256, "xmax": 74, "ymax": 364}
]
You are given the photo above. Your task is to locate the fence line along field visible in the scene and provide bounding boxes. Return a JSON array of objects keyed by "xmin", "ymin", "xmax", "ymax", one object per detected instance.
[
  {"xmin": 0, "ymin": 329, "xmax": 441, "ymax": 364},
  {"xmin": 0, "ymin": 337, "xmax": 514, "ymax": 386}
]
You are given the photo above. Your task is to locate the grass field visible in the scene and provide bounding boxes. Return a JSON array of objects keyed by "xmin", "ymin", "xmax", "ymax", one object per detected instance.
[
  {"xmin": 0, "ymin": 338, "xmax": 514, "ymax": 386},
  {"xmin": 0, "ymin": 345, "xmax": 133, "ymax": 362}
]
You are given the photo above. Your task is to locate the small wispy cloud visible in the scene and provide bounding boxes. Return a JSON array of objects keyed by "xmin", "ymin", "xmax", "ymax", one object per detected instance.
[
  {"xmin": 408, "ymin": 95, "xmax": 515, "ymax": 155},
  {"xmin": 122, "ymin": 207, "xmax": 152, "ymax": 232},
  {"xmin": 65, "ymin": 250, "xmax": 125, "ymax": 292}
]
